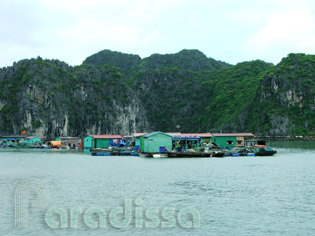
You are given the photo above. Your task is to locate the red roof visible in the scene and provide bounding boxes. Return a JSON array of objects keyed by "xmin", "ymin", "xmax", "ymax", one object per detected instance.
[
  {"xmin": 133, "ymin": 132, "xmax": 182, "ymax": 137},
  {"xmin": 181, "ymin": 133, "xmax": 212, "ymax": 137},
  {"xmin": 25, "ymin": 136, "xmax": 45, "ymax": 140},
  {"xmin": 212, "ymin": 133, "xmax": 254, "ymax": 137},
  {"xmin": 90, "ymin": 135, "xmax": 122, "ymax": 139}
]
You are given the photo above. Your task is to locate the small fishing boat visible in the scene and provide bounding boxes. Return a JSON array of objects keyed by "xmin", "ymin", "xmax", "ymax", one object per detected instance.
[
  {"xmin": 245, "ymin": 140, "xmax": 277, "ymax": 156},
  {"xmin": 252, "ymin": 146, "xmax": 277, "ymax": 156}
]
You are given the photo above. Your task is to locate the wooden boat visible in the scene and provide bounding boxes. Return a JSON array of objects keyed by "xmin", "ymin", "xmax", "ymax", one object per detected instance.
[
  {"xmin": 254, "ymin": 148, "xmax": 277, "ymax": 156},
  {"xmin": 245, "ymin": 140, "xmax": 277, "ymax": 156}
]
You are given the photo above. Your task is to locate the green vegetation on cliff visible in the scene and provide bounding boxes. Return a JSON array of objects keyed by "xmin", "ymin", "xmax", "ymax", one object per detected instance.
[
  {"xmin": 83, "ymin": 49, "xmax": 141, "ymax": 76},
  {"xmin": 246, "ymin": 53, "xmax": 315, "ymax": 136},
  {"xmin": 0, "ymin": 57, "xmax": 148, "ymax": 136},
  {"xmin": 0, "ymin": 50, "xmax": 314, "ymax": 137}
]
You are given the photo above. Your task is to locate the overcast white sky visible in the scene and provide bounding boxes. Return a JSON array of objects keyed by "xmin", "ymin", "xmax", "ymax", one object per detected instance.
[{"xmin": 1, "ymin": 0, "xmax": 314, "ymax": 67}]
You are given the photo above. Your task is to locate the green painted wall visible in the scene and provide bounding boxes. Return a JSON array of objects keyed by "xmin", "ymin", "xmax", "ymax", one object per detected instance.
[
  {"xmin": 140, "ymin": 137, "xmax": 144, "ymax": 152},
  {"xmin": 25, "ymin": 137, "xmax": 42, "ymax": 146},
  {"xmin": 84, "ymin": 136, "xmax": 111, "ymax": 148},
  {"xmin": 143, "ymin": 133, "xmax": 172, "ymax": 152},
  {"xmin": 135, "ymin": 137, "xmax": 141, "ymax": 147},
  {"xmin": 84, "ymin": 136, "xmax": 93, "ymax": 148},
  {"xmin": 96, "ymin": 139, "xmax": 110, "ymax": 148},
  {"xmin": 213, "ymin": 136, "xmax": 237, "ymax": 148}
]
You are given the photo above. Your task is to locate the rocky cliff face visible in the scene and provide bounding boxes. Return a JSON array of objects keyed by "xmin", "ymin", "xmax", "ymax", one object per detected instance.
[
  {"xmin": 0, "ymin": 57, "xmax": 149, "ymax": 136},
  {"xmin": 246, "ymin": 53, "xmax": 315, "ymax": 136},
  {"xmin": 0, "ymin": 51, "xmax": 314, "ymax": 137}
]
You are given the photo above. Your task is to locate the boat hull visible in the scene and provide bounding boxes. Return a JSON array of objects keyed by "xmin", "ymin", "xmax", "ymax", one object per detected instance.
[
  {"xmin": 168, "ymin": 152, "xmax": 211, "ymax": 158},
  {"xmin": 254, "ymin": 151, "xmax": 277, "ymax": 156}
]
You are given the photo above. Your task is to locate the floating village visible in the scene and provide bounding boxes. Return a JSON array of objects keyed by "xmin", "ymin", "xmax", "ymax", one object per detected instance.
[{"xmin": 0, "ymin": 131, "xmax": 277, "ymax": 157}]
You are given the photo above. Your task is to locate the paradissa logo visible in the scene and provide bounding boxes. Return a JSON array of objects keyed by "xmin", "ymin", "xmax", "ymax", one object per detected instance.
[{"xmin": 15, "ymin": 179, "xmax": 200, "ymax": 229}]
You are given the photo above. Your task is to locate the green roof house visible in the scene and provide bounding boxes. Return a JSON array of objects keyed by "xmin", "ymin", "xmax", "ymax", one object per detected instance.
[
  {"xmin": 24, "ymin": 136, "xmax": 45, "ymax": 147},
  {"xmin": 132, "ymin": 133, "xmax": 148, "ymax": 150},
  {"xmin": 212, "ymin": 133, "xmax": 254, "ymax": 149},
  {"xmin": 140, "ymin": 132, "xmax": 173, "ymax": 153}
]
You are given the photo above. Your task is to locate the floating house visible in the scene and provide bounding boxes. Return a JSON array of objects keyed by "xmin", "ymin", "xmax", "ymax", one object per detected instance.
[
  {"xmin": 55, "ymin": 136, "xmax": 81, "ymax": 148},
  {"xmin": 173, "ymin": 135, "xmax": 201, "ymax": 152},
  {"xmin": 140, "ymin": 132, "xmax": 173, "ymax": 153},
  {"xmin": 0, "ymin": 135, "xmax": 26, "ymax": 147},
  {"xmin": 181, "ymin": 133, "xmax": 212, "ymax": 146},
  {"xmin": 133, "ymin": 133, "xmax": 148, "ymax": 150},
  {"xmin": 212, "ymin": 133, "xmax": 254, "ymax": 148},
  {"xmin": 84, "ymin": 135, "xmax": 123, "ymax": 149},
  {"xmin": 25, "ymin": 136, "xmax": 45, "ymax": 147}
]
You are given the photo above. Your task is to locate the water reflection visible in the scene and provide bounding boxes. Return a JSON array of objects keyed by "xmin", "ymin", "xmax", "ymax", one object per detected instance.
[{"xmin": 270, "ymin": 141, "xmax": 315, "ymax": 150}]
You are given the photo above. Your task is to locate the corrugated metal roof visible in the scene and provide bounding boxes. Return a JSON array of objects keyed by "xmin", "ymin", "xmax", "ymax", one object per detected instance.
[
  {"xmin": 133, "ymin": 132, "xmax": 181, "ymax": 137},
  {"xmin": 59, "ymin": 137, "xmax": 80, "ymax": 140},
  {"xmin": 26, "ymin": 136, "xmax": 45, "ymax": 140},
  {"xmin": 133, "ymin": 133, "xmax": 149, "ymax": 137},
  {"xmin": 212, "ymin": 133, "xmax": 254, "ymax": 137},
  {"xmin": 143, "ymin": 132, "xmax": 173, "ymax": 138},
  {"xmin": 181, "ymin": 133, "xmax": 212, "ymax": 137},
  {"xmin": 90, "ymin": 135, "xmax": 122, "ymax": 139},
  {"xmin": 166, "ymin": 132, "xmax": 181, "ymax": 136}
]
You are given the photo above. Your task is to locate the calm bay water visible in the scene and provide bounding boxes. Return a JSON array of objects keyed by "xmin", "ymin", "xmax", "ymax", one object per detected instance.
[{"xmin": 1, "ymin": 141, "xmax": 315, "ymax": 235}]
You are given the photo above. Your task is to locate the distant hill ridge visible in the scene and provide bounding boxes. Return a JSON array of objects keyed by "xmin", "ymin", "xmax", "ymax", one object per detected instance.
[{"xmin": 0, "ymin": 50, "xmax": 314, "ymax": 137}]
